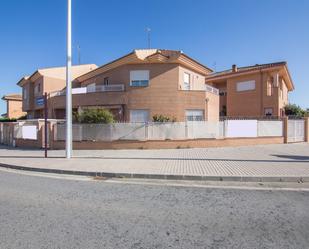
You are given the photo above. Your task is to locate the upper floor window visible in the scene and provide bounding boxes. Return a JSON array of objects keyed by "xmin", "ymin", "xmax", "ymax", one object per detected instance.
[
  {"xmin": 183, "ymin": 72, "xmax": 190, "ymax": 90},
  {"xmin": 87, "ymin": 82, "xmax": 96, "ymax": 92},
  {"xmin": 23, "ymin": 87, "xmax": 27, "ymax": 100},
  {"xmin": 267, "ymin": 80, "xmax": 273, "ymax": 96},
  {"xmin": 34, "ymin": 83, "xmax": 41, "ymax": 95},
  {"xmin": 103, "ymin": 77, "xmax": 109, "ymax": 85},
  {"xmin": 236, "ymin": 80, "xmax": 255, "ymax": 92},
  {"xmin": 130, "ymin": 70, "xmax": 149, "ymax": 87},
  {"xmin": 219, "ymin": 90, "xmax": 227, "ymax": 96}
]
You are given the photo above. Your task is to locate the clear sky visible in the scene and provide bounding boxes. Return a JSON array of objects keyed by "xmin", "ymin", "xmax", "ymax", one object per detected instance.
[{"xmin": 0, "ymin": 0, "xmax": 308, "ymax": 114}]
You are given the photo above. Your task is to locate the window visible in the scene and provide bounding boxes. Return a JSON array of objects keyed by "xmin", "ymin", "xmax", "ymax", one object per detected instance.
[
  {"xmin": 130, "ymin": 110, "xmax": 149, "ymax": 123},
  {"xmin": 264, "ymin": 108, "xmax": 273, "ymax": 116},
  {"xmin": 103, "ymin": 77, "xmax": 109, "ymax": 85},
  {"xmin": 267, "ymin": 80, "xmax": 273, "ymax": 96},
  {"xmin": 130, "ymin": 70, "xmax": 149, "ymax": 87},
  {"xmin": 236, "ymin": 80, "xmax": 255, "ymax": 92},
  {"xmin": 183, "ymin": 72, "xmax": 190, "ymax": 90},
  {"xmin": 219, "ymin": 90, "xmax": 227, "ymax": 96},
  {"xmin": 23, "ymin": 87, "xmax": 27, "ymax": 100},
  {"xmin": 34, "ymin": 83, "xmax": 41, "ymax": 95},
  {"xmin": 87, "ymin": 83, "xmax": 96, "ymax": 92},
  {"xmin": 280, "ymin": 84, "xmax": 283, "ymax": 99},
  {"xmin": 185, "ymin": 110, "xmax": 204, "ymax": 121}
]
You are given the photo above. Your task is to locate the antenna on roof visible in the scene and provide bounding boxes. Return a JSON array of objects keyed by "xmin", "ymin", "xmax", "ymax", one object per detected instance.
[
  {"xmin": 145, "ymin": 27, "xmax": 151, "ymax": 49},
  {"xmin": 212, "ymin": 61, "xmax": 217, "ymax": 72},
  {"xmin": 77, "ymin": 45, "xmax": 81, "ymax": 65}
]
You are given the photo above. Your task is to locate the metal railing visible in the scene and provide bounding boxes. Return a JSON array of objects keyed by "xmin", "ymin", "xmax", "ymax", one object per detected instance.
[
  {"xmin": 205, "ymin": 84, "xmax": 219, "ymax": 95},
  {"xmin": 49, "ymin": 84, "xmax": 125, "ymax": 97}
]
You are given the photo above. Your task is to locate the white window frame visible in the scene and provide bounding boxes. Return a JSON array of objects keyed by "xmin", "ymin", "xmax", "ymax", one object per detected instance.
[
  {"xmin": 185, "ymin": 109, "xmax": 204, "ymax": 121},
  {"xmin": 130, "ymin": 70, "xmax": 150, "ymax": 87},
  {"xmin": 130, "ymin": 109, "xmax": 149, "ymax": 123},
  {"xmin": 236, "ymin": 80, "xmax": 256, "ymax": 92},
  {"xmin": 183, "ymin": 72, "xmax": 190, "ymax": 90}
]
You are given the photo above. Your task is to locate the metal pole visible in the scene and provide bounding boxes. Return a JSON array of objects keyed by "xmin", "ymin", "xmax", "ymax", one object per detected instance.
[
  {"xmin": 44, "ymin": 92, "xmax": 48, "ymax": 158},
  {"xmin": 66, "ymin": 0, "xmax": 72, "ymax": 158}
]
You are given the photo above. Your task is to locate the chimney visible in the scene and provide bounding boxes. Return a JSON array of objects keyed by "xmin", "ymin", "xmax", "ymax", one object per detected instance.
[{"xmin": 232, "ymin": 64, "xmax": 237, "ymax": 72}]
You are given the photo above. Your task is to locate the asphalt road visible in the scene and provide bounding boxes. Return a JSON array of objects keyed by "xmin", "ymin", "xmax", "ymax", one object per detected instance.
[{"xmin": 0, "ymin": 171, "xmax": 309, "ymax": 249}]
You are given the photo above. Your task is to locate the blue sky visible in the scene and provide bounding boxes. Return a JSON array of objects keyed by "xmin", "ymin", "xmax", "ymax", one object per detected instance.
[{"xmin": 0, "ymin": 0, "xmax": 308, "ymax": 114}]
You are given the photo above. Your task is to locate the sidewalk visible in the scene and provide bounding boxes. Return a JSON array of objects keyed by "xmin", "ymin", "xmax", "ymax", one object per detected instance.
[{"xmin": 0, "ymin": 143, "xmax": 309, "ymax": 182}]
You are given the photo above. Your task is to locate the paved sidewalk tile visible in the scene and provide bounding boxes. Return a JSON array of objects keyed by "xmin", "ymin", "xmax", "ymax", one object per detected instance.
[{"xmin": 0, "ymin": 144, "xmax": 308, "ymax": 178}]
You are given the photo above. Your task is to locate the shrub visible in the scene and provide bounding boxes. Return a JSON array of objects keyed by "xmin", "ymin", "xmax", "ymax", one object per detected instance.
[
  {"xmin": 284, "ymin": 104, "xmax": 306, "ymax": 117},
  {"xmin": 152, "ymin": 114, "xmax": 176, "ymax": 122},
  {"xmin": 75, "ymin": 108, "xmax": 115, "ymax": 124},
  {"xmin": 0, "ymin": 117, "xmax": 17, "ymax": 122}
]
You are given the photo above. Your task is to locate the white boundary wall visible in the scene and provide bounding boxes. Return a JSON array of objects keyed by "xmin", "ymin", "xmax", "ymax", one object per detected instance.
[
  {"xmin": 225, "ymin": 120, "xmax": 258, "ymax": 138},
  {"xmin": 54, "ymin": 120, "xmax": 285, "ymax": 142}
]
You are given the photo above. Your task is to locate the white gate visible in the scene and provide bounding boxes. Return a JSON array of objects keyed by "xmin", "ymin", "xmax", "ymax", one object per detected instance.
[{"xmin": 288, "ymin": 119, "xmax": 305, "ymax": 143}]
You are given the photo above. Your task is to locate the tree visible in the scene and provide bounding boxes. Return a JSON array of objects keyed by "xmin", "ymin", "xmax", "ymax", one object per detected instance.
[
  {"xmin": 284, "ymin": 104, "xmax": 306, "ymax": 117},
  {"xmin": 74, "ymin": 108, "xmax": 115, "ymax": 124}
]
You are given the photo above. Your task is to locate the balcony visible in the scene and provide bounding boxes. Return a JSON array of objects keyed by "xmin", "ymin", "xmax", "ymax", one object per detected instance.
[
  {"xmin": 49, "ymin": 84, "xmax": 125, "ymax": 97},
  {"xmin": 205, "ymin": 84, "xmax": 219, "ymax": 95}
]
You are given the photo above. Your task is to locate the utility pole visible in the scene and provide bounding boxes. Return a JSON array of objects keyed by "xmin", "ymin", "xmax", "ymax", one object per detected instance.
[
  {"xmin": 146, "ymin": 27, "xmax": 151, "ymax": 49},
  {"xmin": 44, "ymin": 92, "xmax": 48, "ymax": 158},
  {"xmin": 66, "ymin": 0, "xmax": 72, "ymax": 158}
]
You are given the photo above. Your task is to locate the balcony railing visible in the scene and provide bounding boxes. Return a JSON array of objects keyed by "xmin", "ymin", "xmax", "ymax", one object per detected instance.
[
  {"xmin": 49, "ymin": 84, "xmax": 125, "ymax": 97},
  {"xmin": 205, "ymin": 84, "xmax": 219, "ymax": 95}
]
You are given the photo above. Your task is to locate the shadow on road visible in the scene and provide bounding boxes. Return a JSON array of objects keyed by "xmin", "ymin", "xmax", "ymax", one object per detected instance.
[{"xmin": 271, "ymin": 154, "xmax": 309, "ymax": 161}]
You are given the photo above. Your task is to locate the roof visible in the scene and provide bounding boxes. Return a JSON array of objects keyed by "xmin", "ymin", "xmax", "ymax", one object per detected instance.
[
  {"xmin": 206, "ymin": 61, "xmax": 294, "ymax": 91},
  {"xmin": 17, "ymin": 64, "xmax": 98, "ymax": 86},
  {"xmin": 76, "ymin": 49, "xmax": 213, "ymax": 82},
  {"xmin": 2, "ymin": 93, "xmax": 22, "ymax": 101}
]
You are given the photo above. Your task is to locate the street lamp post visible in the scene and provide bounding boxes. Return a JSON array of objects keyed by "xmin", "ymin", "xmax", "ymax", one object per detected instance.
[{"xmin": 66, "ymin": 0, "xmax": 72, "ymax": 158}]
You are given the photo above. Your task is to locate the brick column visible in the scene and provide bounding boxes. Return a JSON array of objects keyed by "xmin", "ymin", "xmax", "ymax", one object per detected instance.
[
  {"xmin": 305, "ymin": 117, "xmax": 309, "ymax": 143},
  {"xmin": 283, "ymin": 116, "xmax": 289, "ymax": 144}
]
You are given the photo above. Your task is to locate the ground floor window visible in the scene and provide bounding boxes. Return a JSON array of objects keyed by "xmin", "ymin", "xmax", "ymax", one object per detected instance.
[
  {"xmin": 130, "ymin": 109, "xmax": 149, "ymax": 123},
  {"xmin": 264, "ymin": 108, "xmax": 273, "ymax": 116},
  {"xmin": 185, "ymin": 110, "xmax": 204, "ymax": 121}
]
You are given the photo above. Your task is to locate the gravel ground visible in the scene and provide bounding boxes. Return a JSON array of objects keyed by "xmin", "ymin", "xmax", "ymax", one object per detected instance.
[{"xmin": 0, "ymin": 170, "xmax": 309, "ymax": 249}]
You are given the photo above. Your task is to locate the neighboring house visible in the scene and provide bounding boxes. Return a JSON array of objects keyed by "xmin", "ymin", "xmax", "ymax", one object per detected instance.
[
  {"xmin": 1, "ymin": 94, "xmax": 26, "ymax": 119},
  {"xmin": 17, "ymin": 64, "xmax": 97, "ymax": 119},
  {"xmin": 48, "ymin": 49, "xmax": 220, "ymax": 122},
  {"xmin": 206, "ymin": 62, "xmax": 294, "ymax": 118}
]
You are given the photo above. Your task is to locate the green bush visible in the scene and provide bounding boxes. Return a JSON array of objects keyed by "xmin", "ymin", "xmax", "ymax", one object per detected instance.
[
  {"xmin": 284, "ymin": 104, "xmax": 306, "ymax": 117},
  {"xmin": 0, "ymin": 117, "xmax": 17, "ymax": 122},
  {"xmin": 75, "ymin": 108, "xmax": 115, "ymax": 124},
  {"xmin": 152, "ymin": 114, "xmax": 176, "ymax": 122}
]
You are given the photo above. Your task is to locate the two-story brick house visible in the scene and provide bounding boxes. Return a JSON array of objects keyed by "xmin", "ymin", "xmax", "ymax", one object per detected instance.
[
  {"xmin": 17, "ymin": 64, "xmax": 97, "ymax": 119},
  {"xmin": 48, "ymin": 49, "xmax": 220, "ymax": 122},
  {"xmin": 206, "ymin": 62, "xmax": 294, "ymax": 118}
]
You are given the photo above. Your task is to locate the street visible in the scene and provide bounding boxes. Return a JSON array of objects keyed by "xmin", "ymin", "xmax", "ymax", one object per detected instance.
[{"xmin": 0, "ymin": 170, "xmax": 309, "ymax": 249}]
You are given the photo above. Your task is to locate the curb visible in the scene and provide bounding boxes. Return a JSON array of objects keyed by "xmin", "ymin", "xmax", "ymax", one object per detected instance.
[{"xmin": 0, "ymin": 162, "xmax": 308, "ymax": 183}]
